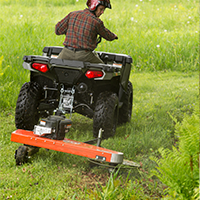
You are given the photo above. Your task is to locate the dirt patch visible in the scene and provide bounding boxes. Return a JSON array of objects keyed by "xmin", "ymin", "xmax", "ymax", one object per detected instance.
[{"xmin": 79, "ymin": 171, "xmax": 109, "ymax": 189}]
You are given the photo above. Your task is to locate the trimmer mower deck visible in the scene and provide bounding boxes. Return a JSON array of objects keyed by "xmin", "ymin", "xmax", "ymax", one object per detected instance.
[
  {"xmin": 11, "ymin": 129, "xmax": 140, "ymax": 168},
  {"xmin": 11, "ymin": 129, "xmax": 123, "ymax": 163}
]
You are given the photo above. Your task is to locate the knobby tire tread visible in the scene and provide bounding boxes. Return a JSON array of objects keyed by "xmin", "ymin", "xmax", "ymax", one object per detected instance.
[
  {"xmin": 93, "ymin": 91, "xmax": 118, "ymax": 139},
  {"xmin": 15, "ymin": 82, "xmax": 42, "ymax": 130},
  {"xmin": 118, "ymin": 81, "xmax": 133, "ymax": 124}
]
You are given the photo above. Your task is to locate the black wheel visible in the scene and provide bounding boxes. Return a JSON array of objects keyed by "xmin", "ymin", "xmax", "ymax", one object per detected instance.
[
  {"xmin": 15, "ymin": 82, "xmax": 42, "ymax": 130},
  {"xmin": 93, "ymin": 92, "xmax": 119, "ymax": 139},
  {"xmin": 118, "ymin": 81, "xmax": 133, "ymax": 124},
  {"xmin": 15, "ymin": 146, "xmax": 28, "ymax": 165}
]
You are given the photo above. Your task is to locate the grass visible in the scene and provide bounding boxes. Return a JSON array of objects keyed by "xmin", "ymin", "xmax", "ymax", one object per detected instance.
[
  {"xmin": 0, "ymin": 0, "xmax": 199, "ymax": 108},
  {"xmin": 0, "ymin": 0, "xmax": 199, "ymax": 199},
  {"xmin": 0, "ymin": 0, "xmax": 198, "ymax": 108},
  {"xmin": 0, "ymin": 71, "xmax": 198, "ymax": 199}
]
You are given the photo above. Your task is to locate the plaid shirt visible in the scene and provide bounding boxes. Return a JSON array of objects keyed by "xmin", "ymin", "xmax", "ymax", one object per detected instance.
[{"xmin": 55, "ymin": 9, "xmax": 116, "ymax": 51}]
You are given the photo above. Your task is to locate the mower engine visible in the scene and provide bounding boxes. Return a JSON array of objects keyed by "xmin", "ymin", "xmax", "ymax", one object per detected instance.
[{"xmin": 34, "ymin": 115, "xmax": 72, "ymax": 140}]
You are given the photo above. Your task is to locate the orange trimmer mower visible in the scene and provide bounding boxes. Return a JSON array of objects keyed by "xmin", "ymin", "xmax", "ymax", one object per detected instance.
[
  {"xmin": 11, "ymin": 115, "xmax": 139, "ymax": 168},
  {"xmin": 11, "ymin": 46, "xmax": 138, "ymax": 169}
]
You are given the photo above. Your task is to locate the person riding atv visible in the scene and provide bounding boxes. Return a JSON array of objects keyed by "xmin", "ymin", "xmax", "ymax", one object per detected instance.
[
  {"xmin": 55, "ymin": 0, "xmax": 118, "ymax": 63},
  {"xmin": 15, "ymin": 0, "xmax": 133, "ymax": 140}
]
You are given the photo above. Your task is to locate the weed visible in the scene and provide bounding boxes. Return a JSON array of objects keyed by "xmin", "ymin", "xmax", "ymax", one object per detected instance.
[{"xmin": 150, "ymin": 107, "xmax": 199, "ymax": 199}]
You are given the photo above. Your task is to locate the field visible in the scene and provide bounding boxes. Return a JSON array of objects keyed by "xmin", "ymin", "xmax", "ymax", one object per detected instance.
[
  {"xmin": 0, "ymin": 0, "xmax": 199, "ymax": 107},
  {"xmin": 0, "ymin": 0, "xmax": 199, "ymax": 199}
]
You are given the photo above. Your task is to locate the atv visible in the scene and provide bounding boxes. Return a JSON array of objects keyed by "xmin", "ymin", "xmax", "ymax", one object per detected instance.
[{"xmin": 15, "ymin": 46, "xmax": 133, "ymax": 139}]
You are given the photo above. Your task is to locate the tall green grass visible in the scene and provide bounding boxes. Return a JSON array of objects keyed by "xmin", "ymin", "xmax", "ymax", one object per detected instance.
[
  {"xmin": 101, "ymin": 0, "xmax": 199, "ymax": 72},
  {"xmin": 0, "ymin": 0, "xmax": 198, "ymax": 108},
  {"xmin": 0, "ymin": 0, "xmax": 199, "ymax": 109}
]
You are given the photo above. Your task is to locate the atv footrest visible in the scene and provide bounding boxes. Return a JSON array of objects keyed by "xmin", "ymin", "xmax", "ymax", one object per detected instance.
[{"xmin": 11, "ymin": 129, "xmax": 123, "ymax": 164}]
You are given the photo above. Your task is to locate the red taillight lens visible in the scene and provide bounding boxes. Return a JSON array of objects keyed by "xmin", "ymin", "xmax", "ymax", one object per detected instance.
[
  {"xmin": 32, "ymin": 63, "xmax": 49, "ymax": 73},
  {"xmin": 85, "ymin": 70, "xmax": 104, "ymax": 79}
]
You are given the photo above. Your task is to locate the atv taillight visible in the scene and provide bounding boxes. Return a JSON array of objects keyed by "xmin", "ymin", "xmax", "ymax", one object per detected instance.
[
  {"xmin": 85, "ymin": 70, "xmax": 104, "ymax": 79},
  {"xmin": 32, "ymin": 63, "xmax": 49, "ymax": 73}
]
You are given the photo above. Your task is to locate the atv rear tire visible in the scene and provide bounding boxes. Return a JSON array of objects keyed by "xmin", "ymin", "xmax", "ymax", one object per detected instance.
[
  {"xmin": 93, "ymin": 92, "xmax": 119, "ymax": 139},
  {"xmin": 15, "ymin": 82, "xmax": 42, "ymax": 130},
  {"xmin": 118, "ymin": 81, "xmax": 133, "ymax": 124}
]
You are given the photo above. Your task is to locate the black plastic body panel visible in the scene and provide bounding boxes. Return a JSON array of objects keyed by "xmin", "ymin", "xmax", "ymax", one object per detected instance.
[
  {"xmin": 23, "ymin": 55, "xmax": 50, "ymax": 63},
  {"xmin": 43, "ymin": 46, "xmax": 63, "ymax": 56},
  {"xmin": 50, "ymin": 58, "xmax": 85, "ymax": 69},
  {"xmin": 53, "ymin": 68, "xmax": 83, "ymax": 85}
]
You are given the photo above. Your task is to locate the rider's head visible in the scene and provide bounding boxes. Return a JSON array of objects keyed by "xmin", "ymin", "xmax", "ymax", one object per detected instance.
[{"xmin": 86, "ymin": 0, "xmax": 112, "ymax": 17}]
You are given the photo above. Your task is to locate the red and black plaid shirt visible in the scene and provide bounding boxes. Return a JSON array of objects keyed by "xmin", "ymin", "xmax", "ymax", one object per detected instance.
[{"xmin": 55, "ymin": 9, "xmax": 116, "ymax": 51}]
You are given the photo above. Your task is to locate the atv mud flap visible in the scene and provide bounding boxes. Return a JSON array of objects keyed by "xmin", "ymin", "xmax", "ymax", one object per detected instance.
[{"xmin": 11, "ymin": 129, "xmax": 123, "ymax": 164}]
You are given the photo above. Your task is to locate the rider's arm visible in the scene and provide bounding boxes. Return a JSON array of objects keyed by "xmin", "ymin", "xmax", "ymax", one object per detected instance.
[
  {"xmin": 55, "ymin": 13, "xmax": 70, "ymax": 35},
  {"xmin": 96, "ymin": 20, "xmax": 118, "ymax": 41}
]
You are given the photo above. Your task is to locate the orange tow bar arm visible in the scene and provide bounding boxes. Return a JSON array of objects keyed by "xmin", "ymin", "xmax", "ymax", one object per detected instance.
[{"xmin": 11, "ymin": 129, "xmax": 123, "ymax": 164}]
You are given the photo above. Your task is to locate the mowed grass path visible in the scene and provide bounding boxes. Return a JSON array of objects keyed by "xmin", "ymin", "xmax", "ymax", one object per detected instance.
[{"xmin": 0, "ymin": 71, "xmax": 198, "ymax": 199}]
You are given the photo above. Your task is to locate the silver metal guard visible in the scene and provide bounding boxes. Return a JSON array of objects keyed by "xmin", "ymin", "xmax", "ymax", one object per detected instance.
[{"xmin": 110, "ymin": 152, "xmax": 124, "ymax": 164}]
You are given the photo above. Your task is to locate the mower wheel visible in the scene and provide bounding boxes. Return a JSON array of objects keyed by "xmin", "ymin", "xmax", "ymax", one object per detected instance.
[
  {"xmin": 93, "ymin": 91, "xmax": 119, "ymax": 139},
  {"xmin": 15, "ymin": 82, "xmax": 42, "ymax": 130},
  {"xmin": 118, "ymin": 81, "xmax": 133, "ymax": 124},
  {"xmin": 15, "ymin": 145, "xmax": 28, "ymax": 165}
]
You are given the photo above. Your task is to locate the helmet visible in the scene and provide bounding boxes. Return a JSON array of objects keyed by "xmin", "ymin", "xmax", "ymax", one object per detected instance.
[{"xmin": 86, "ymin": 0, "xmax": 112, "ymax": 11}]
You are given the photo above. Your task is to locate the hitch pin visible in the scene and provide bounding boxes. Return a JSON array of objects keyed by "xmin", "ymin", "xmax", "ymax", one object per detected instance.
[{"xmin": 97, "ymin": 128, "xmax": 103, "ymax": 147}]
